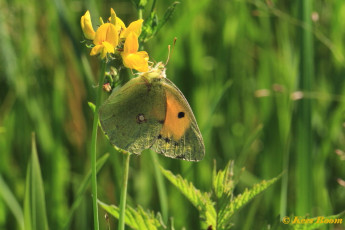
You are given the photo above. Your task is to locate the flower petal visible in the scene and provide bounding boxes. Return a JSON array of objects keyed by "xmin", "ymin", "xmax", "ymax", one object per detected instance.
[
  {"xmin": 136, "ymin": 51, "xmax": 149, "ymax": 60},
  {"xmin": 81, "ymin": 11, "xmax": 95, "ymax": 40},
  {"xmin": 90, "ymin": 45, "xmax": 103, "ymax": 56},
  {"xmin": 102, "ymin": 41, "xmax": 115, "ymax": 54},
  {"xmin": 110, "ymin": 8, "xmax": 116, "ymax": 25},
  {"xmin": 122, "ymin": 51, "xmax": 149, "ymax": 72},
  {"xmin": 93, "ymin": 23, "xmax": 118, "ymax": 48},
  {"xmin": 105, "ymin": 24, "xmax": 118, "ymax": 47},
  {"xmin": 108, "ymin": 16, "xmax": 126, "ymax": 34},
  {"xmin": 123, "ymin": 32, "xmax": 139, "ymax": 54},
  {"xmin": 120, "ymin": 19, "xmax": 143, "ymax": 38},
  {"xmin": 116, "ymin": 17, "xmax": 126, "ymax": 34}
]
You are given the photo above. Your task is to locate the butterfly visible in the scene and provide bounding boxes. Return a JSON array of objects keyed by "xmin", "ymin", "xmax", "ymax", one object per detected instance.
[{"xmin": 99, "ymin": 62, "xmax": 205, "ymax": 161}]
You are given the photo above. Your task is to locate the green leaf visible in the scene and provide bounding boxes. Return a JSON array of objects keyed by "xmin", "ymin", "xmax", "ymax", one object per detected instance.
[
  {"xmin": 160, "ymin": 166, "xmax": 216, "ymax": 227},
  {"xmin": 155, "ymin": 2, "xmax": 180, "ymax": 36},
  {"xmin": 159, "ymin": 160, "xmax": 282, "ymax": 229},
  {"xmin": 98, "ymin": 201, "xmax": 167, "ymax": 230},
  {"xmin": 88, "ymin": 101, "xmax": 96, "ymax": 113},
  {"xmin": 161, "ymin": 161, "xmax": 281, "ymax": 229},
  {"xmin": 212, "ymin": 161, "xmax": 235, "ymax": 199},
  {"xmin": 141, "ymin": 2, "xmax": 179, "ymax": 43},
  {"xmin": 141, "ymin": 11, "xmax": 159, "ymax": 43},
  {"xmin": 217, "ymin": 174, "xmax": 281, "ymax": 229},
  {"xmin": 63, "ymin": 153, "xmax": 110, "ymax": 230},
  {"xmin": 0, "ymin": 175, "xmax": 24, "ymax": 230},
  {"xmin": 212, "ymin": 161, "xmax": 237, "ymax": 228},
  {"xmin": 201, "ymin": 80, "xmax": 232, "ymax": 133},
  {"xmin": 24, "ymin": 133, "xmax": 49, "ymax": 230}
]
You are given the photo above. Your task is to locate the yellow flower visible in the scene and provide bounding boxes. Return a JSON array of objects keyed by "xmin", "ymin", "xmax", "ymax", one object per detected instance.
[
  {"xmin": 81, "ymin": 11, "xmax": 95, "ymax": 40},
  {"xmin": 81, "ymin": 9, "xmax": 121, "ymax": 59},
  {"xmin": 121, "ymin": 32, "xmax": 149, "ymax": 72},
  {"xmin": 81, "ymin": 8, "xmax": 148, "ymax": 63},
  {"xmin": 116, "ymin": 17, "xmax": 126, "ymax": 33},
  {"xmin": 110, "ymin": 8, "xmax": 116, "ymax": 25},
  {"xmin": 120, "ymin": 19, "xmax": 143, "ymax": 38},
  {"xmin": 90, "ymin": 23, "xmax": 118, "ymax": 59},
  {"xmin": 107, "ymin": 8, "xmax": 126, "ymax": 36}
]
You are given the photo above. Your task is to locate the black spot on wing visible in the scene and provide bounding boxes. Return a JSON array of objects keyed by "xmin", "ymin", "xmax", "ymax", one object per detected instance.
[{"xmin": 178, "ymin": 112, "xmax": 185, "ymax": 118}]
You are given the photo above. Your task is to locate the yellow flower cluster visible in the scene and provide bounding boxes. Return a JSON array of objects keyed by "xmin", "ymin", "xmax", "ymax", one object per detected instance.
[{"xmin": 81, "ymin": 8, "xmax": 149, "ymax": 72}]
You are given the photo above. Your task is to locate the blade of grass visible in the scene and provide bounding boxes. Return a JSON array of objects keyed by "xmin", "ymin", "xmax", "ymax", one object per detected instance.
[
  {"xmin": 201, "ymin": 79, "xmax": 232, "ymax": 133},
  {"xmin": 63, "ymin": 153, "xmax": 110, "ymax": 230},
  {"xmin": 24, "ymin": 133, "xmax": 49, "ymax": 230},
  {"xmin": 150, "ymin": 151, "xmax": 168, "ymax": 223},
  {"xmin": 0, "ymin": 175, "xmax": 24, "ymax": 230},
  {"xmin": 118, "ymin": 152, "xmax": 131, "ymax": 230},
  {"xmin": 296, "ymin": 0, "xmax": 314, "ymax": 215}
]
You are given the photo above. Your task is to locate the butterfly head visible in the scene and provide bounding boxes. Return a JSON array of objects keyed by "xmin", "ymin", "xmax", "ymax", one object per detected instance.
[{"xmin": 140, "ymin": 62, "xmax": 166, "ymax": 80}]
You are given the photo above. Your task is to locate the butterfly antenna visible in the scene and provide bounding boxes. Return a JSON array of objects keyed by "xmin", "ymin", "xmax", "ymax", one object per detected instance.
[{"xmin": 165, "ymin": 37, "xmax": 177, "ymax": 66}]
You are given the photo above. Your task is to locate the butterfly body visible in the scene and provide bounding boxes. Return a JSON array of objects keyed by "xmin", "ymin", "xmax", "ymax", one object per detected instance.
[{"xmin": 99, "ymin": 63, "xmax": 205, "ymax": 161}]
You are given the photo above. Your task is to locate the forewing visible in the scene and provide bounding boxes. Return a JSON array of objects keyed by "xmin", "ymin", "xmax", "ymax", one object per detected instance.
[{"xmin": 99, "ymin": 76, "xmax": 166, "ymax": 155}]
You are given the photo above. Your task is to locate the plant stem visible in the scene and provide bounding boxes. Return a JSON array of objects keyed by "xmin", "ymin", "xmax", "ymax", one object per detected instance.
[
  {"xmin": 118, "ymin": 152, "xmax": 130, "ymax": 230},
  {"xmin": 138, "ymin": 8, "xmax": 143, "ymax": 19},
  {"xmin": 150, "ymin": 151, "xmax": 168, "ymax": 223},
  {"xmin": 296, "ymin": 0, "xmax": 313, "ymax": 215},
  {"xmin": 90, "ymin": 61, "xmax": 107, "ymax": 230}
]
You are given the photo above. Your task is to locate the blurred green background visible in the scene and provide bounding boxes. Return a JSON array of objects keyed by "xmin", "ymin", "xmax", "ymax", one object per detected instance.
[{"xmin": 1, "ymin": 0, "xmax": 345, "ymax": 229}]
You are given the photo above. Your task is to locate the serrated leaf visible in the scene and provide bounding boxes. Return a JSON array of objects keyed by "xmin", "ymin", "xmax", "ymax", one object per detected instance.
[
  {"xmin": 24, "ymin": 133, "xmax": 49, "ymax": 230},
  {"xmin": 160, "ymin": 167, "xmax": 216, "ymax": 227},
  {"xmin": 218, "ymin": 175, "xmax": 281, "ymax": 229},
  {"xmin": 98, "ymin": 201, "xmax": 166, "ymax": 230},
  {"xmin": 213, "ymin": 161, "xmax": 235, "ymax": 199}
]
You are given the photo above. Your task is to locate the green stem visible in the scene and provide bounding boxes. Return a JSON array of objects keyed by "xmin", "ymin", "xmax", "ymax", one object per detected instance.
[
  {"xmin": 150, "ymin": 151, "xmax": 168, "ymax": 223},
  {"xmin": 118, "ymin": 152, "xmax": 130, "ymax": 230},
  {"xmin": 280, "ymin": 137, "xmax": 290, "ymax": 218},
  {"xmin": 296, "ymin": 0, "xmax": 313, "ymax": 215},
  {"xmin": 90, "ymin": 61, "xmax": 106, "ymax": 230},
  {"xmin": 138, "ymin": 8, "xmax": 143, "ymax": 19},
  {"xmin": 150, "ymin": 0, "xmax": 157, "ymax": 13}
]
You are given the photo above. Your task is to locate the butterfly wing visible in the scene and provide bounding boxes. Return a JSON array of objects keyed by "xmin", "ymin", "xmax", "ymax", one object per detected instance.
[
  {"xmin": 99, "ymin": 76, "xmax": 166, "ymax": 155},
  {"xmin": 150, "ymin": 78, "xmax": 205, "ymax": 161}
]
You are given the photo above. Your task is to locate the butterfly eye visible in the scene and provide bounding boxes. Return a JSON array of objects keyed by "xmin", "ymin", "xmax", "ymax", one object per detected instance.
[
  {"xmin": 177, "ymin": 112, "xmax": 185, "ymax": 118},
  {"xmin": 136, "ymin": 113, "xmax": 146, "ymax": 124}
]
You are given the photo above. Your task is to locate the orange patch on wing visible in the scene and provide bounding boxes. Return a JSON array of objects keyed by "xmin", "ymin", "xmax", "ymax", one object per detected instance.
[{"xmin": 160, "ymin": 91, "xmax": 191, "ymax": 141}]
